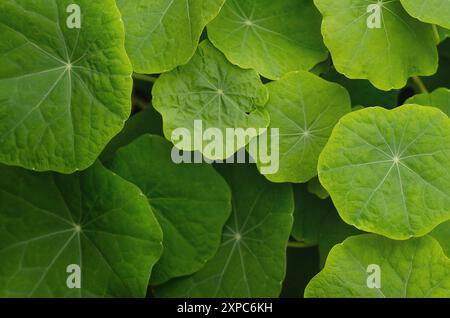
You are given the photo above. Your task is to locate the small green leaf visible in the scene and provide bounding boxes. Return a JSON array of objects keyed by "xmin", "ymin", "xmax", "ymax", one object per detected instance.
[
  {"xmin": 307, "ymin": 177, "xmax": 329, "ymax": 199},
  {"xmin": 431, "ymin": 221, "xmax": 450, "ymax": 257},
  {"xmin": 305, "ymin": 234, "xmax": 450, "ymax": 298},
  {"xmin": 314, "ymin": 0, "xmax": 438, "ymax": 90},
  {"xmin": 116, "ymin": 0, "xmax": 225, "ymax": 74},
  {"xmin": 207, "ymin": 0, "xmax": 328, "ymax": 80},
  {"xmin": 251, "ymin": 71, "xmax": 350, "ymax": 183},
  {"xmin": 0, "ymin": 161, "xmax": 162, "ymax": 297},
  {"xmin": 318, "ymin": 105, "xmax": 450, "ymax": 239},
  {"xmin": 400, "ymin": 0, "xmax": 450, "ymax": 29},
  {"xmin": 107, "ymin": 135, "xmax": 231, "ymax": 285},
  {"xmin": 152, "ymin": 40, "xmax": 269, "ymax": 160},
  {"xmin": 406, "ymin": 87, "xmax": 450, "ymax": 116},
  {"xmin": 0, "ymin": 0, "xmax": 132, "ymax": 173},
  {"xmin": 155, "ymin": 164, "xmax": 294, "ymax": 297}
]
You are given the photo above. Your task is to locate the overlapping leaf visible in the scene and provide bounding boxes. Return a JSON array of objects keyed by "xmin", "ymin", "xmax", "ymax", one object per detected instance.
[
  {"xmin": 406, "ymin": 87, "xmax": 450, "ymax": 116},
  {"xmin": 400, "ymin": 0, "xmax": 450, "ymax": 29},
  {"xmin": 318, "ymin": 105, "xmax": 450, "ymax": 239},
  {"xmin": 0, "ymin": 161, "xmax": 163, "ymax": 297},
  {"xmin": 0, "ymin": 0, "xmax": 132, "ymax": 173},
  {"xmin": 107, "ymin": 135, "xmax": 231, "ymax": 285},
  {"xmin": 432, "ymin": 221, "xmax": 450, "ymax": 257},
  {"xmin": 251, "ymin": 71, "xmax": 350, "ymax": 183},
  {"xmin": 207, "ymin": 0, "xmax": 328, "ymax": 80},
  {"xmin": 305, "ymin": 234, "xmax": 450, "ymax": 297},
  {"xmin": 314, "ymin": 0, "xmax": 438, "ymax": 90},
  {"xmin": 116, "ymin": 0, "xmax": 224, "ymax": 74},
  {"xmin": 155, "ymin": 164, "xmax": 294, "ymax": 297},
  {"xmin": 152, "ymin": 40, "xmax": 269, "ymax": 160}
]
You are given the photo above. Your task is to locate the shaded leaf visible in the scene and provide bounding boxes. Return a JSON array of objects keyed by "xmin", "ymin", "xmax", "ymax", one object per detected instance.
[{"xmin": 107, "ymin": 134, "xmax": 231, "ymax": 285}]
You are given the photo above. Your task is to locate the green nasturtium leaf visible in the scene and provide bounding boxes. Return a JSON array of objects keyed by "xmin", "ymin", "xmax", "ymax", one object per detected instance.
[
  {"xmin": 251, "ymin": 71, "xmax": 351, "ymax": 183},
  {"xmin": 307, "ymin": 177, "xmax": 329, "ymax": 199},
  {"xmin": 318, "ymin": 105, "xmax": 450, "ymax": 239},
  {"xmin": 116, "ymin": 0, "xmax": 224, "ymax": 74},
  {"xmin": 107, "ymin": 134, "xmax": 231, "ymax": 285},
  {"xmin": 152, "ymin": 40, "xmax": 269, "ymax": 160},
  {"xmin": 314, "ymin": 0, "xmax": 438, "ymax": 90},
  {"xmin": 207, "ymin": 0, "xmax": 328, "ymax": 80},
  {"xmin": 432, "ymin": 221, "xmax": 450, "ymax": 257},
  {"xmin": 406, "ymin": 88, "xmax": 450, "ymax": 116},
  {"xmin": 400, "ymin": 0, "xmax": 450, "ymax": 29},
  {"xmin": 155, "ymin": 164, "xmax": 294, "ymax": 297},
  {"xmin": 305, "ymin": 234, "xmax": 450, "ymax": 298},
  {"xmin": 0, "ymin": 161, "xmax": 163, "ymax": 297},
  {"xmin": 0, "ymin": 0, "xmax": 132, "ymax": 173}
]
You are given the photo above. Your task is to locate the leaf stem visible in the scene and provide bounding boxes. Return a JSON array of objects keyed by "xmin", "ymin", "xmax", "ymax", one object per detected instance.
[
  {"xmin": 411, "ymin": 76, "xmax": 428, "ymax": 94},
  {"xmin": 133, "ymin": 73, "xmax": 158, "ymax": 83},
  {"xmin": 287, "ymin": 241, "xmax": 317, "ymax": 248},
  {"xmin": 432, "ymin": 24, "xmax": 441, "ymax": 44}
]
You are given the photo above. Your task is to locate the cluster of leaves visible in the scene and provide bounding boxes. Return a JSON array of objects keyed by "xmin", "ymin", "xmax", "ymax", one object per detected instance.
[{"xmin": 0, "ymin": 0, "xmax": 449, "ymax": 298}]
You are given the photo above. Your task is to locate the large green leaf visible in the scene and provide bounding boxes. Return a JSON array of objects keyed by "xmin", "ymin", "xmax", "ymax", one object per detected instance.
[
  {"xmin": 400, "ymin": 0, "xmax": 450, "ymax": 29},
  {"xmin": 0, "ymin": 161, "xmax": 162, "ymax": 297},
  {"xmin": 318, "ymin": 105, "xmax": 450, "ymax": 239},
  {"xmin": 431, "ymin": 221, "xmax": 450, "ymax": 257},
  {"xmin": 251, "ymin": 71, "xmax": 350, "ymax": 183},
  {"xmin": 116, "ymin": 0, "xmax": 224, "ymax": 74},
  {"xmin": 152, "ymin": 40, "xmax": 269, "ymax": 160},
  {"xmin": 305, "ymin": 234, "xmax": 450, "ymax": 297},
  {"xmin": 0, "ymin": 0, "xmax": 132, "ymax": 173},
  {"xmin": 406, "ymin": 87, "xmax": 450, "ymax": 116},
  {"xmin": 314, "ymin": 0, "xmax": 438, "ymax": 90},
  {"xmin": 107, "ymin": 134, "xmax": 231, "ymax": 285},
  {"xmin": 155, "ymin": 164, "xmax": 294, "ymax": 297},
  {"xmin": 207, "ymin": 0, "xmax": 328, "ymax": 80}
]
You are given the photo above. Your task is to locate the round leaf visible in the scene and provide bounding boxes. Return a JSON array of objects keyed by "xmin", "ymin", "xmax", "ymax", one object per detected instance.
[
  {"xmin": 318, "ymin": 105, "xmax": 450, "ymax": 239},
  {"xmin": 155, "ymin": 164, "xmax": 294, "ymax": 297},
  {"xmin": 152, "ymin": 40, "xmax": 269, "ymax": 160},
  {"xmin": 207, "ymin": 0, "xmax": 328, "ymax": 80},
  {"xmin": 406, "ymin": 87, "xmax": 450, "ymax": 116},
  {"xmin": 107, "ymin": 134, "xmax": 231, "ymax": 285},
  {"xmin": 0, "ymin": 0, "xmax": 132, "ymax": 173},
  {"xmin": 116, "ymin": 0, "xmax": 224, "ymax": 74},
  {"xmin": 305, "ymin": 234, "xmax": 450, "ymax": 297},
  {"xmin": 314, "ymin": 0, "xmax": 438, "ymax": 90},
  {"xmin": 400, "ymin": 0, "xmax": 450, "ymax": 29},
  {"xmin": 251, "ymin": 71, "xmax": 351, "ymax": 183},
  {"xmin": 0, "ymin": 161, "xmax": 162, "ymax": 297}
]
